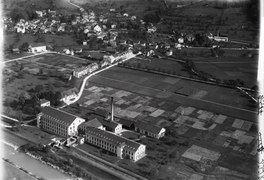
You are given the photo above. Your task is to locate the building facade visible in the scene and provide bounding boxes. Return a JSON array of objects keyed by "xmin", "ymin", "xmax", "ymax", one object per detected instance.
[
  {"xmin": 99, "ymin": 119, "xmax": 122, "ymax": 134},
  {"xmin": 29, "ymin": 44, "xmax": 47, "ymax": 53},
  {"xmin": 37, "ymin": 107, "xmax": 85, "ymax": 137},
  {"xmin": 135, "ymin": 121, "xmax": 166, "ymax": 139},
  {"xmin": 84, "ymin": 127, "xmax": 146, "ymax": 162},
  {"xmin": 73, "ymin": 63, "xmax": 99, "ymax": 78}
]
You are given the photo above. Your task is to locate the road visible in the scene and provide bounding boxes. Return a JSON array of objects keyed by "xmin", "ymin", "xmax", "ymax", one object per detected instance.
[{"xmin": 63, "ymin": 52, "xmax": 141, "ymax": 105}]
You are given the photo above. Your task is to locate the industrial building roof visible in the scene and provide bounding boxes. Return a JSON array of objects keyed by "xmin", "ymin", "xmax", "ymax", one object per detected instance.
[
  {"xmin": 135, "ymin": 120, "xmax": 164, "ymax": 135},
  {"xmin": 41, "ymin": 106, "xmax": 79, "ymax": 125},
  {"xmin": 82, "ymin": 118, "xmax": 102, "ymax": 128},
  {"xmin": 85, "ymin": 127, "xmax": 143, "ymax": 151},
  {"xmin": 99, "ymin": 119, "xmax": 120, "ymax": 129}
]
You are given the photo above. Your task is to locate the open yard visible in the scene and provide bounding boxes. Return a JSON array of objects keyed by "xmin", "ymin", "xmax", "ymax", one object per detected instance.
[{"xmin": 2, "ymin": 53, "xmax": 89, "ymax": 119}]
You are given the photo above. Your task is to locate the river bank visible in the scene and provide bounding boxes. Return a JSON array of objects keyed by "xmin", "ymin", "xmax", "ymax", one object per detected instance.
[{"xmin": 1, "ymin": 130, "xmax": 73, "ymax": 180}]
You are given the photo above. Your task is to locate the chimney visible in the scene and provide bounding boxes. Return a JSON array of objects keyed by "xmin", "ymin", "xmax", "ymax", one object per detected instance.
[{"xmin": 111, "ymin": 97, "xmax": 114, "ymax": 121}]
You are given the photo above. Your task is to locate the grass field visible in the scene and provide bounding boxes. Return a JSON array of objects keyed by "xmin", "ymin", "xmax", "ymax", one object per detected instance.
[
  {"xmin": 2, "ymin": 53, "xmax": 88, "ymax": 119},
  {"xmin": 90, "ymin": 67, "xmax": 256, "ymax": 113}
]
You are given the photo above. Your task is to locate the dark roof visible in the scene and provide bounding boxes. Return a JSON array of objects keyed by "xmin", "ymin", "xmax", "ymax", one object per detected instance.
[
  {"xmin": 82, "ymin": 118, "xmax": 102, "ymax": 128},
  {"xmin": 41, "ymin": 106, "xmax": 78, "ymax": 125},
  {"xmin": 115, "ymin": 118, "xmax": 134, "ymax": 127},
  {"xmin": 99, "ymin": 119, "xmax": 120, "ymax": 129},
  {"xmin": 135, "ymin": 121, "xmax": 163, "ymax": 135},
  {"xmin": 95, "ymin": 108, "xmax": 109, "ymax": 118},
  {"xmin": 85, "ymin": 127, "xmax": 143, "ymax": 151}
]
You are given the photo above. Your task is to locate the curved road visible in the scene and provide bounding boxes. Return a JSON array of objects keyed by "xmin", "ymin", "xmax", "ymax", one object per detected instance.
[{"xmin": 63, "ymin": 52, "xmax": 141, "ymax": 105}]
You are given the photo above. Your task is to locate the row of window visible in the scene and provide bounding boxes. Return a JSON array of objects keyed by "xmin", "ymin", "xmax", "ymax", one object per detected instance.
[
  {"xmin": 41, "ymin": 124, "xmax": 67, "ymax": 137},
  {"xmin": 87, "ymin": 135, "xmax": 138, "ymax": 159}
]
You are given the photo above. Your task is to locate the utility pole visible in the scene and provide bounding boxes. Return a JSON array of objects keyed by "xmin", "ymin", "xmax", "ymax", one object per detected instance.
[{"xmin": 257, "ymin": 132, "xmax": 264, "ymax": 153}]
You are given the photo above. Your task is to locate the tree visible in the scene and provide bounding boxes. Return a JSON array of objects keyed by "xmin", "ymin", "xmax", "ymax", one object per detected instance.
[
  {"xmin": 20, "ymin": 42, "xmax": 29, "ymax": 51},
  {"xmin": 35, "ymin": 85, "xmax": 44, "ymax": 94}
]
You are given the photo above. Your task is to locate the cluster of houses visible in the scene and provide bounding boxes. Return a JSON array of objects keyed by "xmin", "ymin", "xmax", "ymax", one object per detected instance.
[{"xmin": 37, "ymin": 98, "xmax": 166, "ymax": 162}]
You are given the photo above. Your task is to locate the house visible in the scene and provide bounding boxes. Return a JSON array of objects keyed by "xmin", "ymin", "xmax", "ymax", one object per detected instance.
[
  {"xmin": 84, "ymin": 127, "xmax": 146, "ymax": 161},
  {"xmin": 111, "ymin": 24, "xmax": 117, "ymax": 29},
  {"xmin": 147, "ymin": 26, "xmax": 157, "ymax": 33},
  {"xmin": 37, "ymin": 106, "xmax": 85, "ymax": 137},
  {"xmin": 63, "ymin": 49, "xmax": 71, "ymax": 54},
  {"xmin": 214, "ymin": 36, "xmax": 228, "ymax": 42},
  {"xmin": 186, "ymin": 34, "xmax": 195, "ymax": 42},
  {"xmin": 166, "ymin": 49, "xmax": 173, "ymax": 56},
  {"xmin": 175, "ymin": 43, "xmax": 182, "ymax": 49},
  {"xmin": 29, "ymin": 43, "xmax": 47, "ymax": 53},
  {"xmin": 110, "ymin": 9, "xmax": 116, "ymax": 12},
  {"xmin": 123, "ymin": 13, "xmax": 129, "ymax": 17},
  {"xmin": 73, "ymin": 63, "xmax": 99, "ymax": 78},
  {"xmin": 93, "ymin": 24, "xmax": 102, "ymax": 34},
  {"xmin": 135, "ymin": 121, "xmax": 165, "ymax": 139},
  {"xmin": 36, "ymin": 11, "xmax": 43, "ymax": 17},
  {"xmin": 15, "ymin": 25, "xmax": 25, "ymax": 34},
  {"xmin": 206, "ymin": 32, "xmax": 214, "ymax": 40},
  {"xmin": 74, "ymin": 48, "xmax": 82, "ymax": 54},
  {"xmin": 40, "ymin": 99, "xmax": 50, "ymax": 107},
  {"xmin": 99, "ymin": 119, "xmax": 122, "ymax": 134},
  {"xmin": 178, "ymin": 37, "xmax": 184, "ymax": 44},
  {"xmin": 12, "ymin": 48, "xmax": 20, "ymax": 54},
  {"xmin": 103, "ymin": 55, "xmax": 115, "ymax": 63},
  {"xmin": 60, "ymin": 88, "xmax": 78, "ymax": 102},
  {"xmin": 131, "ymin": 16, "xmax": 136, "ymax": 20}
]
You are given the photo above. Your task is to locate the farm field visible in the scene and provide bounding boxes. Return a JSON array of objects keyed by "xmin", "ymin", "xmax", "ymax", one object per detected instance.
[
  {"xmin": 194, "ymin": 60, "xmax": 258, "ymax": 87},
  {"xmin": 87, "ymin": 67, "xmax": 257, "ymax": 117},
  {"xmin": 62, "ymin": 82, "xmax": 257, "ymax": 180}
]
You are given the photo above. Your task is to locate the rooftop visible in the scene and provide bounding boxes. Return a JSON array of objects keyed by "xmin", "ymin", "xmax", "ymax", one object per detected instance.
[
  {"xmin": 135, "ymin": 121, "xmax": 164, "ymax": 135},
  {"xmin": 85, "ymin": 127, "xmax": 143, "ymax": 151},
  {"xmin": 99, "ymin": 119, "xmax": 120, "ymax": 129},
  {"xmin": 41, "ymin": 106, "xmax": 80, "ymax": 125},
  {"xmin": 82, "ymin": 118, "xmax": 102, "ymax": 128}
]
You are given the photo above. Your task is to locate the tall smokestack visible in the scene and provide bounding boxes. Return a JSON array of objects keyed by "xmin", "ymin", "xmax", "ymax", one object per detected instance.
[{"xmin": 111, "ymin": 97, "xmax": 114, "ymax": 122}]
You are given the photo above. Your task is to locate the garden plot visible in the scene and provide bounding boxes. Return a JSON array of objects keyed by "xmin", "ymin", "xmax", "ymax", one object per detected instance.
[
  {"xmin": 212, "ymin": 114, "xmax": 227, "ymax": 124},
  {"xmin": 84, "ymin": 92, "xmax": 104, "ymax": 101},
  {"xmin": 155, "ymin": 91, "xmax": 173, "ymax": 99},
  {"xmin": 197, "ymin": 110, "xmax": 214, "ymax": 120},
  {"xmin": 162, "ymin": 77, "xmax": 180, "ymax": 84},
  {"xmin": 232, "ymin": 119, "xmax": 244, "ymax": 129},
  {"xmin": 175, "ymin": 106, "xmax": 196, "ymax": 116},
  {"xmin": 84, "ymin": 100, "xmax": 96, "ymax": 106},
  {"xmin": 232, "ymin": 119, "xmax": 253, "ymax": 131},
  {"xmin": 150, "ymin": 109, "xmax": 165, "ymax": 117},
  {"xmin": 182, "ymin": 145, "xmax": 221, "ymax": 162},
  {"xmin": 112, "ymin": 90, "xmax": 132, "ymax": 98},
  {"xmin": 189, "ymin": 90, "xmax": 208, "ymax": 99},
  {"xmin": 144, "ymin": 106, "xmax": 157, "ymax": 113}
]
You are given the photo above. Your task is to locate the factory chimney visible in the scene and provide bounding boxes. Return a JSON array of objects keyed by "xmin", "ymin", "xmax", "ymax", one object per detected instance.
[{"xmin": 111, "ymin": 97, "xmax": 114, "ymax": 122}]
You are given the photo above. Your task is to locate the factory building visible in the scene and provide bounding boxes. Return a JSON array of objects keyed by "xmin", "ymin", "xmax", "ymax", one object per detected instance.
[
  {"xmin": 84, "ymin": 127, "xmax": 146, "ymax": 162},
  {"xmin": 37, "ymin": 106, "xmax": 85, "ymax": 137}
]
